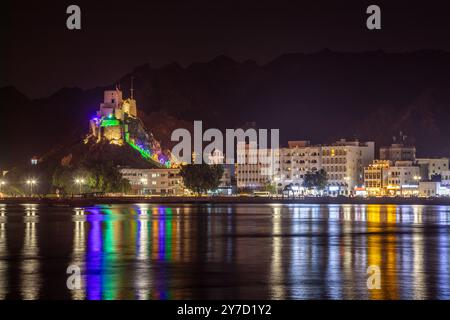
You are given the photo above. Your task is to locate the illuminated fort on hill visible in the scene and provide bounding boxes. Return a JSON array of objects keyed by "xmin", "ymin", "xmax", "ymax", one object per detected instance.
[{"xmin": 86, "ymin": 83, "xmax": 174, "ymax": 168}]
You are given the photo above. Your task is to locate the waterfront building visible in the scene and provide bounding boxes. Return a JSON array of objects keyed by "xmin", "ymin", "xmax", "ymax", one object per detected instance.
[
  {"xmin": 234, "ymin": 142, "xmax": 313, "ymax": 193},
  {"xmin": 120, "ymin": 168, "xmax": 185, "ymax": 195},
  {"xmin": 418, "ymin": 181, "xmax": 441, "ymax": 197},
  {"xmin": 275, "ymin": 141, "xmax": 322, "ymax": 193},
  {"xmin": 386, "ymin": 161, "xmax": 420, "ymax": 196},
  {"xmin": 322, "ymin": 139, "xmax": 375, "ymax": 196},
  {"xmin": 120, "ymin": 165, "xmax": 233, "ymax": 196},
  {"xmin": 235, "ymin": 144, "xmax": 279, "ymax": 190},
  {"xmin": 416, "ymin": 158, "xmax": 449, "ymax": 180},
  {"xmin": 441, "ymin": 170, "xmax": 450, "ymax": 186},
  {"xmin": 363, "ymin": 160, "xmax": 391, "ymax": 196},
  {"xmin": 235, "ymin": 139, "xmax": 374, "ymax": 196},
  {"xmin": 417, "ymin": 181, "xmax": 450, "ymax": 197}
]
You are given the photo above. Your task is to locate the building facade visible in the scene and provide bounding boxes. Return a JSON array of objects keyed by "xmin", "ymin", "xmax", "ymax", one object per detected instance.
[
  {"xmin": 386, "ymin": 161, "xmax": 421, "ymax": 196},
  {"xmin": 120, "ymin": 168, "xmax": 185, "ymax": 195},
  {"xmin": 235, "ymin": 144, "xmax": 279, "ymax": 190},
  {"xmin": 380, "ymin": 143, "xmax": 416, "ymax": 162},
  {"xmin": 275, "ymin": 141, "xmax": 322, "ymax": 192},
  {"xmin": 364, "ymin": 160, "xmax": 391, "ymax": 196},
  {"xmin": 418, "ymin": 181, "xmax": 440, "ymax": 197},
  {"xmin": 322, "ymin": 139, "xmax": 374, "ymax": 195},
  {"xmin": 235, "ymin": 139, "xmax": 374, "ymax": 196},
  {"xmin": 416, "ymin": 158, "xmax": 449, "ymax": 180},
  {"xmin": 441, "ymin": 170, "xmax": 450, "ymax": 186}
]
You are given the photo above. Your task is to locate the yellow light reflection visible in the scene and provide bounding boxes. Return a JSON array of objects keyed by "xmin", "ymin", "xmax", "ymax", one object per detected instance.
[
  {"xmin": 21, "ymin": 215, "xmax": 40, "ymax": 300},
  {"xmin": 270, "ymin": 207, "xmax": 284, "ymax": 299},
  {"xmin": 412, "ymin": 206, "xmax": 426, "ymax": 299},
  {"xmin": 366, "ymin": 205, "xmax": 399, "ymax": 299},
  {"xmin": 71, "ymin": 215, "xmax": 86, "ymax": 300}
]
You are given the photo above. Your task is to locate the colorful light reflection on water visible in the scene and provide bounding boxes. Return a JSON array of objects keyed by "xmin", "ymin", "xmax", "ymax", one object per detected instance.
[
  {"xmin": 82, "ymin": 205, "xmax": 177, "ymax": 300},
  {"xmin": 0, "ymin": 204, "xmax": 449, "ymax": 300}
]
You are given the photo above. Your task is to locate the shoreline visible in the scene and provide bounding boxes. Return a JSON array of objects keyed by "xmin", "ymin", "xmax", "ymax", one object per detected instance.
[{"xmin": 2, "ymin": 196, "xmax": 450, "ymax": 207}]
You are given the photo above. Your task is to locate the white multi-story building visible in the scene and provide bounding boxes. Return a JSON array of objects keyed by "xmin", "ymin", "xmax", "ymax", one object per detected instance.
[
  {"xmin": 418, "ymin": 181, "xmax": 440, "ymax": 197},
  {"xmin": 385, "ymin": 161, "xmax": 420, "ymax": 196},
  {"xmin": 275, "ymin": 141, "xmax": 322, "ymax": 192},
  {"xmin": 416, "ymin": 158, "xmax": 449, "ymax": 180},
  {"xmin": 235, "ymin": 145, "xmax": 279, "ymax": 190},
  {"xmin": 120, "ymin": 168, "xmax": 184, "ymax": 195},
  {"xmin": 235, "ymin": 139, "xmax": 374, "ymax": 196},
  {"xmin": 441, "ymin": 170, "xmax": 450, "ymax": 186},
  {"xmin": 322, "ymin": 139, "xmax": 374, "ymax": 195},
  {"xmin": 418, "ymin": 181, "xmax": 450, "ymax": 197}
]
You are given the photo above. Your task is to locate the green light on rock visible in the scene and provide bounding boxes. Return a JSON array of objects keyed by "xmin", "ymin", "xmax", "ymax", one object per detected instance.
[{"xmin": 101, "ymin": 119, "xmax": 121, "ymax": 127}]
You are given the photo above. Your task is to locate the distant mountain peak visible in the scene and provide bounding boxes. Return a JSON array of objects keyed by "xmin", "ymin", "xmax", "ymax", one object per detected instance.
[
  {"xmin": 0, "ymin": 86, "xmax": 30, "ymax": 101},
  {"xmin": 161, "ymin": 61, "xmax": 183, "ymax": 71},
  {"xmin": 210, "ymin": 55, "xmax": 238, "ymax": 65}
]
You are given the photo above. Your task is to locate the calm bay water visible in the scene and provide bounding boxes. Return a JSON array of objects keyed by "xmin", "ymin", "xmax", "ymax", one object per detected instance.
[{"xmin": 0, "ymin": 203, "xmax": 449, "ymax": 300}]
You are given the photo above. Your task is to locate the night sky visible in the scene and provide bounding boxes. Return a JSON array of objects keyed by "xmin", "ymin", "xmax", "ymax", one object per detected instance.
[{"xmin": 2, "ymin": 0, "xmax": 450, "ymax": 98}]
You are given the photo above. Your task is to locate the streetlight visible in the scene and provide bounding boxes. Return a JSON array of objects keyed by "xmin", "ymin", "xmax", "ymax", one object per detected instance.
[
  {"xmin": 26, "ymin": 179, "xmax": 37, "ymax": 196},
  {"xmin": 0, "ymin": 180, "xmax": 6, "ymax": 195},
  {"xmin": 75, "ymin": 178, "xmax": 85, "ymax": 194}
]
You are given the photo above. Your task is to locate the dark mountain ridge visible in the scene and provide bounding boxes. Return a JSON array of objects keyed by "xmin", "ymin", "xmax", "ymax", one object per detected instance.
[{"xmin": 2, "ymin": 50, "xmax": 450, "ymax": 169}]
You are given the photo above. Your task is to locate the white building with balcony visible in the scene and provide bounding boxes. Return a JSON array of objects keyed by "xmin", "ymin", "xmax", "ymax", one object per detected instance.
[
  {"xmin": 322, "ymin": 139, "xmax": 374, "ymax": 195},
  {"xmin": 275, "ymin": 141, "xmax": 322, "ymax": 192},
  {"xmin": 235, "ymin": 144, "xmax": 279, "ymax": 190},
  {"xmin": 235, "ymin": 139, "xmax": 374, "ymax": 196}
]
